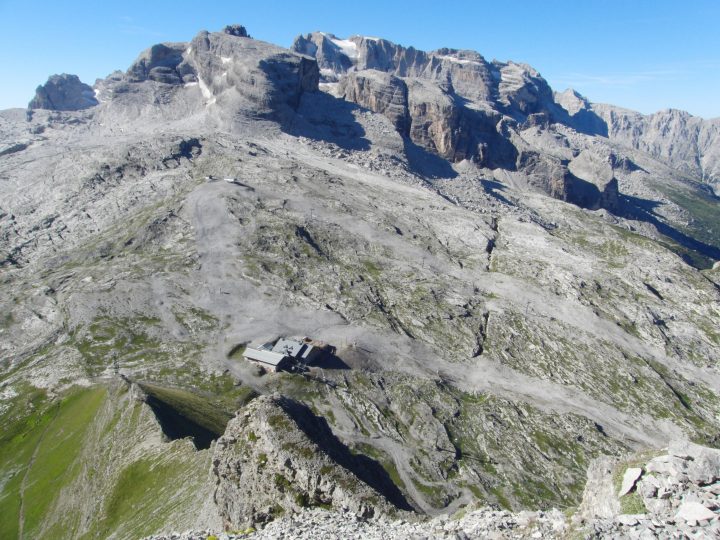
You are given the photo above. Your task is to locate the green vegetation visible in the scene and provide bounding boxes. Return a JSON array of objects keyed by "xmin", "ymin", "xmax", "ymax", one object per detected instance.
[
  {"xmin": 0, "ymin": 381, "xmax": 219, "ymax": 539},
  {"xmin": 104, "ymin": 458, "xmax": 180, "ymax": 531},
  {"xmin": 172, "ymin": 306, "xmax": 219, "ymax": 335},
  {"xmin": 0, "ymin": 312, "xmax": 13, "ymax": 329},
  {"xmin": 0, "ymin": 385, "xmax": 106, "ymax": 540},
  {"xmin": 267, "ymin": 413, "xmax": 291, "ymax": 430},
  {"xmin": 612, "ymin": 463, "xmax": 649, "ymax": 515},
  {"xmin": 351, "ymin": 442, "xmax": 406, "ymax": 490},
  {"xmin": 70, "ymin": 316, "xmax": 179, "ymax": 376}
]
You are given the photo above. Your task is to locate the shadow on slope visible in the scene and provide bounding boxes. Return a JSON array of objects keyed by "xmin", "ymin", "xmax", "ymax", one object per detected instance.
[
  {"xmin": 551, "ymin": 105, "xmax": 609, "ymax": 138},
  {"xmin": 279, "ymin": 397, "xmax": 414, "ymax": 511},
  {"xmin": 479, "ymin": 179, "xmax": 515, "ymax": 206},
  {"xmin": 618, "ymin": 194, "xmax": 720, "ymax": 269},
  {"xmin": 403, "ymin": 137, "xmax": 458, "ymax": 179},
  {"xmin": 286, "ymin": 91, "xmax": 371, "ymax": 151},
  {"xmin": 139, "ymin": 382, "xmax": 237, "ymax": 450}
]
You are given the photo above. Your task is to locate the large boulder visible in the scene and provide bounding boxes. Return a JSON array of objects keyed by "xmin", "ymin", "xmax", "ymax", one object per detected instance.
[{"xmin": 28, "ymin": 74, "xmax": 98, "ymax": 111}]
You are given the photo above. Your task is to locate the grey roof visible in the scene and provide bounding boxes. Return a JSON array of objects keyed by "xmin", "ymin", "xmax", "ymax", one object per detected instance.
[
  {"xmin": 272, "ymin": 338, "xmax": 307, "ymax": 358},
  {"xmin": 243, "ymin": 347, "xmax": 287, "ymax": 366}
]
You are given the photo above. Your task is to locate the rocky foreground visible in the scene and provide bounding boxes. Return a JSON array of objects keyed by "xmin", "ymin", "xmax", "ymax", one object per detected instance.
[{"xmin": 147, "ymin": 440, "xmax": 720, "ymax": 539}]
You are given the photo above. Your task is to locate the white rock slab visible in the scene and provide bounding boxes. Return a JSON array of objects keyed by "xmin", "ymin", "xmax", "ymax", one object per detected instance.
[
  {"xmin": 675, "ymin": 501, "xmax": 716, "ymax": 524},
  {"xmin": 619, "ymin": 467, "xmax": 643, "ymax": 497}
]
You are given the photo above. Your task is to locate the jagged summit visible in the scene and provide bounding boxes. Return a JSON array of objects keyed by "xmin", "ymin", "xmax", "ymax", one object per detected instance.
[
  {"xmin": 222, "ymin": 24, "xmax": 251, "ymax": 38},
  {"xmin": 28, "ymin": 73, "xmax": 98, "ymax": 111}
]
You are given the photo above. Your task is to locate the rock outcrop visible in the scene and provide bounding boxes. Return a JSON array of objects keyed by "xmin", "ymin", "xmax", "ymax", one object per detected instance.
[
  {"xmin": 567, "ymin": 149, "xmax": 620, "ymax": 211},
  {"xmin": 223, "ymin": 24, "xmax": 250, "ymax": 38},
  {"xmin": 147, "ymin": 442, "xmax": 720, "ymax": 539},
  {"xmin": 28, "ymin": 74, "xmax": 98, "ymax": 111},
  {"xmin": 577, "ymin": 440, "xmax": 720, "ymax": 538},
  {"xmin": 555, "ymin": 89, "xmax": 720, "ymax": 187},
  {"xmin": 212, "ymin": 394, "xmax": 402, "ymax": 529},
  {"xmin": 339, "ymin": 70, "xmax": 410, "ymax": 135}
]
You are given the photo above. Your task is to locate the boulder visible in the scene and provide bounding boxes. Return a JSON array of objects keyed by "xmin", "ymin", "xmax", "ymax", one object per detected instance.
[
  {"xmin": 669, "ymin": 440, "xmax": 720, "ymax": 486},
  {"xmin": 619, "ymin": 467, "xmax": 643, "ymax": 497},
  {"xmin": 675, "ymin": 502, "xmax": 717, "ymax": 525}
]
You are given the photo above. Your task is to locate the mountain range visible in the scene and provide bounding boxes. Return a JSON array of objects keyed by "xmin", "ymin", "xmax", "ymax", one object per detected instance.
[{"xmin": 1, "ymin": 23, "xmax": 719, "ymax": 539}]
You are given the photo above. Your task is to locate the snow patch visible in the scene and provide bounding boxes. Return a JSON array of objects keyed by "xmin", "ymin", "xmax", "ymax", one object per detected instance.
[
  {"xmin": 220, "ymin": 56, "xmax": 232, "ymax": 64},
  {"xmin": 198, "ymin": 77, "xmax": 216, "ymax": 104},
  {"xmin": 330, "ymin": 38, "xmax": 358, "ymax": 60},
  {"xmin": 184, "ymin": 82, "xmax": 199, "ymax": 87},
  {"xmin": 435, "ymin": 54, "xmax": 482, "ymax": 66}
]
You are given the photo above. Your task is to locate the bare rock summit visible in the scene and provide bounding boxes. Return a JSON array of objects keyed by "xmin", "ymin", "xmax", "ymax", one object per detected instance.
[{"xmin": 28, "ymin": 73, "xmax": 98, "ymax": 111}]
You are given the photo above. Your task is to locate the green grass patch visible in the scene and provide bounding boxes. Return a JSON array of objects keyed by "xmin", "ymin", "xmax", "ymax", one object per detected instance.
[
  {"xmin": 0, "ymin": 385, "xmax": 107, "ymax": 540},
  {"xmin": 93, "ymin": 452, "xmax": 207, "ymax": 538}
]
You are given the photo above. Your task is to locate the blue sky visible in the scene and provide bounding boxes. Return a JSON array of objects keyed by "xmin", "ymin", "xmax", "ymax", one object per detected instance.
[{"xmin": 1, "ymin": 0, "xmax": 718, "ymax": 117}]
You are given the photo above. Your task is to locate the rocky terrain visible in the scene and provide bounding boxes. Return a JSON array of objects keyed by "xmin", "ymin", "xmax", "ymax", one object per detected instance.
[
  {"xmin": 146, "ymin": 441, "xmax": 720, "ymax": 538},
  {"xmin": 1, "ymin": 23, "xmax": 719, "ymax": 540}
]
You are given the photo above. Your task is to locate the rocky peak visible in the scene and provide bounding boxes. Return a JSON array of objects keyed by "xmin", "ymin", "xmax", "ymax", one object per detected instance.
[
  {"xmin": 223, "ymin": 24, "xmax": 251, "ymax": 38},
  {"xmin": 125, "ymin": 42, "xmax": 195, "ymax": 84},
  {"xmin": 89, "ymin": 28, "xmax": 318, "ymax": 126},
  {"xmin": 555, "ymin": 88, "xmax": 591, "ymax": 115},
  {"xmin": 28, "ymin": 73, "xmax": 98, "ymax": 111}
]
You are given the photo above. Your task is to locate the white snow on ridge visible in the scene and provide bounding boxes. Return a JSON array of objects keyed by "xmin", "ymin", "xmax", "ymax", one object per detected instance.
[
  {"xmin": 197, "ymin": 77, "xmax": 216, "ymax": 105},
  {"xmin": 434, "ymin": 54, "xmax": 482, "ymax": 66},
  {"xmin": 221, "ymin": 56, "xmax": 232, "ymax": 64},
  {"xmin": 330, "ymin": 38, "xmax": 358, "ymax": 59}
]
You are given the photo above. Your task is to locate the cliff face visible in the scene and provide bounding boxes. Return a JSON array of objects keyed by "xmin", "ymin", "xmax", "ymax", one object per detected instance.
[{"xmin": 290, "ymin": 32, "xmax": 625, "ymax": 210}]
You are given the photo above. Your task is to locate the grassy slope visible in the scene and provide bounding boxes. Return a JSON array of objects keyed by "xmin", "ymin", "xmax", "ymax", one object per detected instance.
[
  {"xmin": 0, "ymin": 386, "xmax": 106, "ymax": 540},
  {"xmin": 0, "ymin": 383, "xmax": 222, "ymax": 540}
]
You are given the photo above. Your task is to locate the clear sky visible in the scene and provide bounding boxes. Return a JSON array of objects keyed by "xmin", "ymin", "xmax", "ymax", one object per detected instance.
[{"xmin": 1, "ymin": 0, "xmax": 718, "ymax": 118}]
